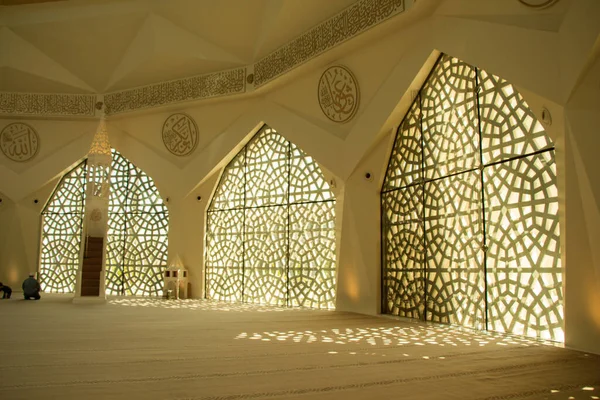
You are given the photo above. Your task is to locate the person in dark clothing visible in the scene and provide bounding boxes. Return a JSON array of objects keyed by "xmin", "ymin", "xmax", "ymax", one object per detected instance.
[
  {"xmin": 0, "ymin": 282, "xmax": 11, "ymax": 299},
  {"xmin": 22, "ymin": 274, "xmax": 41, "ymax": 300}
]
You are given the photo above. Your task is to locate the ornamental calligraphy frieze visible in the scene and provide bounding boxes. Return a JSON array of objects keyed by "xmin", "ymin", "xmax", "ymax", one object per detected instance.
[
  {"xmin": 318, "ymin": 65, "xmax": 360, "ymax": 123},
  {"xmin": 254, "ymin": 0, "xmax": 405, "ymax": 87},
  {"xmin": 0, "ymin": 92, "xmax": 96, "ymax": 117},
  {"xmin": 162, "ymin": 113, "xmax": 199, "ymax": 156},
  {"xmin": 0, "ymin": 122, "xmax": 40, "ymax": 162},
  {"xmin": 105, "ymin": 69, "xmax": 246, "ymax": 115}
]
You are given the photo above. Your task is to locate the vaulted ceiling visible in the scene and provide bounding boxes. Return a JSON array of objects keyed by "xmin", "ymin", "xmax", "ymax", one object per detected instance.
[{"xmin": 0, "ymin": 0, "xmax": 359, "ymax": 93}]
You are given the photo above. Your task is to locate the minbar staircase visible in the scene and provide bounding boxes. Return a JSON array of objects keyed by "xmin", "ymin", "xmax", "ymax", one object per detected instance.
[{"xmin": 81, "ymin": 236, "xmax": 103, "ymax": 296}]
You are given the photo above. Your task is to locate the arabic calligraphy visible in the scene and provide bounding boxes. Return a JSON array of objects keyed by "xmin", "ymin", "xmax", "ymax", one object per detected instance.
[
  {"xmin": 254, "ymin": 0, "xmax": 405, "ymax": 86},
  {"xmin": 0, "ymin": 123, "xmax": 40, "ymax": 162},
  {"xmin": 0, "ymin": 93, "xmax": 96, "ymax": 117},
  {"xmin": 162, "ymin": 113, "xmax": 199, "ymax": 156},
  {"xmin": 318, "ymin": 66, "xmax": 360, "ymax": 123},
  {"xmin": 105, "ymin": 69, "xmax": 246, "ymax": 115}
]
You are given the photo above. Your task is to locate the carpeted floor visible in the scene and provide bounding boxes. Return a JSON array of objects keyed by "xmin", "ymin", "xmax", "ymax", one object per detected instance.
[{"xmin": 0, "ymin": 295, "xmax": 598, "ymax": 400}]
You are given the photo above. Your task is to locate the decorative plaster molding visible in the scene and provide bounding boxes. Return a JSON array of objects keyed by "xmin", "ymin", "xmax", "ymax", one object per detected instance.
[
  {"xmin": 104, "ymin": 68, "xmax": 246, "ymax": 115},
  {"xmin": 88, "ymin": 119, "xmax": 112, "ymax": 156},
  {"xmin": 254, "ymin": 0, "xmax": 405, "ymax": 87},
  {"xmin": 0, "ymin": 92, "xmax": 96, "ymax": 117}
]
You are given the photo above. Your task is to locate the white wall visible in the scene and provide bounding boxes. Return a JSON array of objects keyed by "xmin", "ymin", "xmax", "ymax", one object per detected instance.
[
  {"xmin": 1, "ymin": 0, "xmax": 599, "ymax": 354},
  {"xmin": 562, "ymin": 50, "xmax": 600, "ymax": 354}
]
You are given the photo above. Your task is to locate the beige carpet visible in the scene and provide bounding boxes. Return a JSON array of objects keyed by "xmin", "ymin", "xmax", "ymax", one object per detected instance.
[{"xmin": 0, "ymin": 295, "xmax": 598, "ymax": 400}]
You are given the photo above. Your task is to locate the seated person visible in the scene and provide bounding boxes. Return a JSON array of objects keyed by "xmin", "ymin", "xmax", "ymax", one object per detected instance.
[
  {"xmin": 0, "ymin": 282, "xmax": 11, "ymax": 299},
  {"xmin": 22, "ymin": 274, "xmax": 41, "ymax": 300}
]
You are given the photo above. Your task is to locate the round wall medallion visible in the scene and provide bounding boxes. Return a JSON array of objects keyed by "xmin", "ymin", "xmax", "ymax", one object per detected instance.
[
  {"xmin": 517, "ymin": 0, "xmax": 559, "ymax": 8},
  {"xmin": 162, "ymin": 113, "xmax": 199, "ymax": 156},
  {"xmin": 0, "ymin": 122, "xmax": 40, "ymax": 162},
  {"xmin": 318, "ymin": 65, "xmax": 360, "ymax": 123},
  {"xmin": 90, "ymin": 208, "xmax": 103, "ymax": 222}
]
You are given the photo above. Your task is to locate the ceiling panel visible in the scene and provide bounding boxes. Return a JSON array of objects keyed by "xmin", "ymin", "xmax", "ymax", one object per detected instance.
[
  {"xmin": 2, "ymin": 0, "xmax": 365, "ymax": 93},
  {"xmin": 10, "ymin": 13, "xmax": 147, "ymax": 91},
  {"xmin": 0, "ymin": 66, "xmax": 92, "ymax": 93},
  {"xmin": 253, "ymin": 0, "xmax": 359, "ymax": 60}
]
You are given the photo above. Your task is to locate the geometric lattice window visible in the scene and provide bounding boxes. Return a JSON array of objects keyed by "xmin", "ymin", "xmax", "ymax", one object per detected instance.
[
  {"xmin": 382, "ymin": 54, "xmax": 563, "ymax": 341},
  {"xmin": 206, "ymin": 125, "xmax": 336, "ymax": 309},
  {"xmin": 105, "ymin": 150, "xmax": 169, "ymax": 296},
  {"xmin": 40, "ymin": 161, "xmax": 87, "ymax": 293},
  {"xmin": 39, "ymin": 150, "xmax": 169, "ymax": 296}
]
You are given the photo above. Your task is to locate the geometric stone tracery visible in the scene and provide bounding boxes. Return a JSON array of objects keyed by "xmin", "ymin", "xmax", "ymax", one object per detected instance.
[
  {"xmin": 105, "ymin": 150, "xmax": 169, "ymax": 296},
  {"xmin": 39, "ymin": 150, "xmax": 169, "ymax": 296},
  {"xmin": 206, "ymin": 125, "xmax": 336, "ymax": 309},
  {"xmin": 40, "ymin": 162, "xmax": 87, "ymax": 293},
  {"xmin": 382, "ymin": 54, "xmax": 563, "ymax": 341}
]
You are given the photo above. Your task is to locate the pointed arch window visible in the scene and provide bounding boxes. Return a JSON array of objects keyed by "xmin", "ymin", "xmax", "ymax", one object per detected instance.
[
  {"xmin": 382, "ymin": 54, "xmax": 563, "ymax": 341},
  {"xmin": 40, "ymin": 150, "xmax": 169, "ymax": 296},
  {"xmin": 206, "ymin": 126, "xmax": 337, "ymax": 309}
]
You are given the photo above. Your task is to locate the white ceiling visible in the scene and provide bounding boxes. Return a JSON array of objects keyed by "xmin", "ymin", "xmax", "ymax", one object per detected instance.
[{"xmin": 0, "ymin": 0, "xmax": 359, "ymax": 93}]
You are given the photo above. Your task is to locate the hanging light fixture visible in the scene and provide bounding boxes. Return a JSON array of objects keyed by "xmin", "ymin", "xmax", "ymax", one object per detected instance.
[{"xmin": 85, "ymin": 107, "xmax": 112, "ymax": 235}]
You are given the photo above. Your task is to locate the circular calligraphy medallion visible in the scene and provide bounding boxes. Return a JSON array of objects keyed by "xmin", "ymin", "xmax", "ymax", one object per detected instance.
[
  {"xmin": 318, "ymin": 65, "xmax": 360, "ymax": 123},
  {"xmin": 517, "ymin": 0, "xmax": 559, "ymax": 8},
  {"xmin": 90, "ymin": 208, "xmax": 103, "ymax": 222},
  {"xmin": 162, "ymin": 113, "xmax": 199, "ymax": 156},
  {"xmin": 0, "ymin": 123, "xmax": 40, "ymax": 162}
]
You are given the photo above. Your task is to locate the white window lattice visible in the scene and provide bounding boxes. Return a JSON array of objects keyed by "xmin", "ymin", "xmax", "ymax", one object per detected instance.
[
  {"xmin": 40, "ymin": 150, "xmax": 169, "ymax": 296},
  {"xmin": 382, "ymin": 54, "xmax": 563, "ymax": 342},
  {"xmin": 206, "ymin": 126, "xmax": 337, "ymax": 309}
]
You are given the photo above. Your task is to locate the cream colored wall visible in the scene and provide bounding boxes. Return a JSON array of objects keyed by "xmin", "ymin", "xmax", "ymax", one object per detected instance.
[
  {"xmin": 1, "ymin": 0, "xmax": 599, "ymax": 354},
  {"xmin": 563, "ymin": 51, "xmax": 600, "ymax": 354},
  {"xmin": 336, "ymin": 133, "xmax": 396, "ymax": 315},
  {"xmin": 166, "ymin": 172, "xmax": 221, "ymax": 299},
  {"xmin": 0, "ymin": 118, "xmax": 95, "ymax": 289},
  {"xmin": 0, "ymin": 178, "xmax": 57, "ymax": 289}
]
